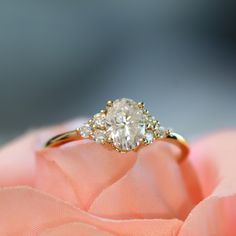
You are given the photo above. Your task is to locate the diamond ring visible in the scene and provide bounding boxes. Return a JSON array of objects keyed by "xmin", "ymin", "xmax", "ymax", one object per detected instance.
[{"xmin": 45, "ymin": 98, "xmax": 189, "ymax": 162}]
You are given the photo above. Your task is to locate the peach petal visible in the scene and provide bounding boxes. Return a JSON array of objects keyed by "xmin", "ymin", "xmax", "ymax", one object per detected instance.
[
  {"xmin": 0, "ymin": 119, "xmax": 85, "ymax": 187},
  {"xmin": 36, "ymin": 141, "xmax": 137, "ymax": 209},
  {"xmin": 0, "ymin": 132, "xmax": 36, "ymax": 186},
  {"xmin": 189, "ymin": 130, "xmax": 236, "ymax": 197},
  {"xmin": 0, "ymin": 187, "xmax": 182, "ymax": 236},
  {"xmin": 179, "ymin": 194, "xmax": 236, "ymax": 236},
  {"xmin": 39, "ymin": 222, "xmax": 114, "ymax": 236},
  {"xmin": 179, "ymin": 131, "xmax": 236, "ymax": 235},
  {"xmin": 89, "ymin": 142, "xmax": 198, "ymax": 220},
  {"xmin": 178, "ymin": 159, "xmax": 202, "ymax": 205},
  {"xmin": 35, "ymin": 153, "xmax": 80, "ymax": 207}
]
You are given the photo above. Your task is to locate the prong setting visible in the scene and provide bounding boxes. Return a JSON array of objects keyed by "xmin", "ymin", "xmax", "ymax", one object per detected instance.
[
  {"xmin": 138, "ymin": 101, "xmax": 145, "ymax": 109},
  {"xmin": 100, "ymin": 109, "xmax": 107, "ymax": 114},
  {"xmin": 107, "ymin": 137, "xmax": 113, "ymax": 143},
  {"xmin": 106, "ymin": 100, "xmax": 113, "ymax": 108}
]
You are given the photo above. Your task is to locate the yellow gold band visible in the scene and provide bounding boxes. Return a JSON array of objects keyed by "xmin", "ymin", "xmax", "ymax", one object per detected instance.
[{"xmin": 45, "ymin": 129, "xmax": 189, "ymax": 162}]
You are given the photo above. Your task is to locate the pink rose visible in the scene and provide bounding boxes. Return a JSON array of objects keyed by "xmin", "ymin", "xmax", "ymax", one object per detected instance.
[{"xmin": 0, "ymin": 119, "xmax": 235, "ymax": 236}]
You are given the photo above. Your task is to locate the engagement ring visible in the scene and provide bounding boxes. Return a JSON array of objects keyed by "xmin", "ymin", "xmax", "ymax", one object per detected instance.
[{"xmin": 45, "ymin": 98, "xmax": 189, "ymax": 162}]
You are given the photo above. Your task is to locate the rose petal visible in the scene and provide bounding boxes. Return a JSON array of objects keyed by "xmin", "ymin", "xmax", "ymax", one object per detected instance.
[
  {"xmin": 189, "ymin": 130, "xmax": 236, "ymax": 197},
  {"xmin": 0, "ymin": 119, "xmax": 85, "ymax": 187},
  {"xmin": 0, "ymin": 132, "xmax": 36, "ymax": 186},
  {"xmin": 179, "ymin": 131, "xmax": 236, "ymax": 235},
  {"xmin": 179, "ymin": 159, "xmax": 202, "ymax": 205},
  {"xmin": 35, "ymin": 151, "xmax": 80, "ymax": 206},
  {"xmin": 0, "ymin": 187, "xmax": 182, "ymax": 236},
  {"xmin": 179, "ymin": 194, "xmax": 236, "ymax": 236},
  {"xmin": 36, "ymin": 141, "xmax": 137, "ymax": 209},
  {"xmin": 89, "ymin": 142, "xmax": 199, "ymax": 220},
  {"xmin": 39, "ymin": 222, "xmax": 114, "ymax": 236}
]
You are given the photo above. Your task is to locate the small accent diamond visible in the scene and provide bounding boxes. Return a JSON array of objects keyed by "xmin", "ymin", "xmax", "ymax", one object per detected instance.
[
  {"xmin": 79, "ymin": 124, "xmax": 91, "ymax": 138},
  {"xmin": 92, "ymin": 129, "xmax": 106, "ymax": 143},
  {"xmin": 158, "ymin": 126, "xmax": 166, "ymax": 138},
  {"xmin": 93, "ymin": 113, "xmax": 106, "ymax": 128},
  {"xmin": 145, "ymin": 131, "xmax": 154, "ymax": 144}
]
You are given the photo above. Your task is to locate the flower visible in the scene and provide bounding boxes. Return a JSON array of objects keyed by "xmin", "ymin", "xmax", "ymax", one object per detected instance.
[{"xmin": 0, "ymin": 119, "xmax": 235, "ymax": 236}]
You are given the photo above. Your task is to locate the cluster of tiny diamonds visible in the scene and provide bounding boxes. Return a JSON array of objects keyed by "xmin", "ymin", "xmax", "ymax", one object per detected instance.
[
  {"xmin": 78, "ymin": 111, "xmax": 107, "ymax": 143},
  {"xmin": 78, "ymin": 99, "xmax": 171, "ymax": 152}
]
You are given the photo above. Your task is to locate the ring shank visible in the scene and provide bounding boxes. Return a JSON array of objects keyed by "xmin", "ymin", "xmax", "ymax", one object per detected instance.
[
  {"xmin": 45, "ymin": 129, "xmax": 189, "ymax": 162},
  {"xmin": 45, "ymin": 130, "xmax": 81, "ymax": 147},
  {"xmin": 159, "ymin": 132, "xmax": 189, "ymax": 162}
]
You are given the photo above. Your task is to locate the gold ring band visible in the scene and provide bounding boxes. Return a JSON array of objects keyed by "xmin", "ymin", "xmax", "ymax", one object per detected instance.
[
  {"xmin": 45, "ymin": 130, "xmax": 189, "ymax": 162},
  {"xmin": 45, "ymin": 98, "xmax": 189, "ymax": 162}
]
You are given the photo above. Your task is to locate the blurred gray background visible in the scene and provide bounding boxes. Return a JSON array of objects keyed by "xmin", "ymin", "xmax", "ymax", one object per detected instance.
[{"xmin": 0, "ymin": 1, "xmax": 236, "ymax": 145}]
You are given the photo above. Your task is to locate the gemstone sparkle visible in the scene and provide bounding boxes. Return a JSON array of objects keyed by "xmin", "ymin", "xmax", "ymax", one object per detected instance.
[{"xmin": 105, "ymin": 98, "xmax": 148, "ymax": 151}]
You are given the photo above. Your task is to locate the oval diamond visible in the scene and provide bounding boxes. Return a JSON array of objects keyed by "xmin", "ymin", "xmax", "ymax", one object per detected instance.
[{"xmin": 105, "ymin": 98, "xmax": 147, "ymax": 151}]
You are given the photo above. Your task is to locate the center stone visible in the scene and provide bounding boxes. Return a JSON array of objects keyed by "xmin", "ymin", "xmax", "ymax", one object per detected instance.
[{"xmin": 106, "ymin": 98, "xmax": 146, "ymax": 151}]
